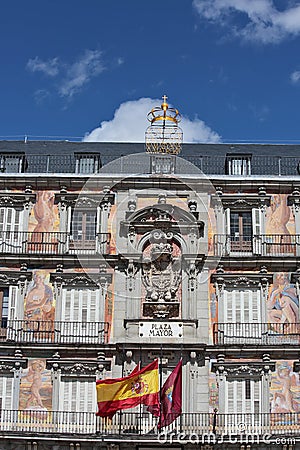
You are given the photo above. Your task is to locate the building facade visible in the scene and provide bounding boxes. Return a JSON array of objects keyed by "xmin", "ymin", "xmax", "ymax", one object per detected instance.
[{"xmin": 0, "ymin": 105, "xmax": 299, "ymax": 449}]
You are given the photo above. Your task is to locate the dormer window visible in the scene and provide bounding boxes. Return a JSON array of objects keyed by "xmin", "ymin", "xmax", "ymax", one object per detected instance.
[
  {"xmin": 0, "ymin": 153, "xmax": 25, "ymax": 173},
  {"xmin": 226, "ymin": 154, "xmax": 252, "ymax": 175},
  {"xmin": 75, "ymin": 153, "xmax": 100, "ymax": 174}
]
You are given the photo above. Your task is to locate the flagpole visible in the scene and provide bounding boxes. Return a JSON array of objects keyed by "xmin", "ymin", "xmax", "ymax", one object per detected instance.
[
  {"xmin": 139, "ymin": 344, "xmax": 142, "ymax": 435},
  {"xmin": 159, "ymin": 343, "xmax": 163, "ymax": 429},
  {"xmin": 118, "ymin": 354, "xmax": 124, "ymax": 435}
]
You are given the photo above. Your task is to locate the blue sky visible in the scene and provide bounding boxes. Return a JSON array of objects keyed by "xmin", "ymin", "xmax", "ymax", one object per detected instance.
[{"xmin": 2, "ymin": 0, "xmax": 300, "ymax": 143}]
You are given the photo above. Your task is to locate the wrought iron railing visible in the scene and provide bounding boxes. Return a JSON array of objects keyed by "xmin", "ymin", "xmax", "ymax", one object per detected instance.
[
  {"xmin": 214, "ymin": 323, "xmax": 300, "ymax": 345},
  {"xmin": 0, "ymin": 231, "xmax": 110, "ymax": 255},
  {"xmin": 0, "ymin": 411, "xmax": 299, "ymax": 438},
  {"xmin": 1, "ymin": 152, "xmax": 300, "ymax": 176},
  {"xmin": 2, "ymin": 320, "xmax": 109, "ymax": 344},
  {"xmin": 213, "ymin": 234, "xmax": 300, "ymax": 256}
]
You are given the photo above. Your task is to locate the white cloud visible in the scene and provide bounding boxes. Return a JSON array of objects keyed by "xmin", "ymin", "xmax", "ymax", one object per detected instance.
[
  {"xmin": 27, "ymin": 49, "xmax": 106, "ymax": 101},
  {"xmin": 26, "ymin": 56, "xmax": 59, "ymax": 76},
  {"xmin": 59, "ymin": 49, "xmax": 105, "ymax": 98},
  {"xmin": 290, "ymin": 70, "xmax": 300, "ymax": 83},
  {"xmin": 83, "ymin": 98, "xmax": 221, "ymax": 143},
  {"xmin": 193, "ymin": 0, "xmax": 300, "ymax": 44}
]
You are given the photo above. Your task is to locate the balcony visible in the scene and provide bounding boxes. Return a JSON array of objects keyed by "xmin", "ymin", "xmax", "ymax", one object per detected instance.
[
  {"xmin": 2, "ymin": 320, "xmax": 109, "ymax": 344},
  {"xmin": 0, "ymin": 231, "xmax": 111, "ymax": 255},
  {"xmin": 213, "ymin": 234, "xmax": 300, "ymax": 257},
  {"xmin": 214, "ymin": 323, "xmax": 300, "ymax": 345},
  {"xmin": 0, "ymin": 411, "xmax": 298, "ymax": 439}
]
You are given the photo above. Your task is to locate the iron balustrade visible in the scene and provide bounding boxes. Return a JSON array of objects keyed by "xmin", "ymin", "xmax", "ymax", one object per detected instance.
[
  {"xmin": 0, "ymin": 153, "xmax": 300, "ymax": 175},
  {"xmin": 2, "ymin": 320, "xmax": 109, "ymax": 344},
  {"xmin": 0, "ymin": 231, "xmax": 111, "ymax": 255},
  {"xmin": 0, "ymin": 411, "xmax": 299, "ymax": 437},
  {"xmin": 213, "ymin": 234, "xmax": 300, "ymax": 256},
  {"xmin": 214, "ymin": 322, "xmax": 300, "ymax": 345}
]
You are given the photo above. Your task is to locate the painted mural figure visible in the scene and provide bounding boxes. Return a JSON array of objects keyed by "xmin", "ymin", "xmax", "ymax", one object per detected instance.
[
  {"xmin": 33, "ymin": 191, "xmax": 55, "ymax": 232},
  {"xmin": 25, "ymin": 360, "xmax": 46, "ymax": 410},
  {"xmin": 266, "ymin": 194, "xmax": 294, "ymax": 254},
  {"xmin": 267, "ymin": 273, "xmax": 299, "ymax": 333},
  {"xmin": 266, "ymin": 194, "xmax": 291, "ymax": 235},
  {"xmin": 271, "ymin": 362, "xmax": 299, "ymax": 413},
  {"xmin": 30, "ymin": 191, "xmax": 57, "ymax": 252},
  {"xmin": 24, "ymin": 272, "xmax": 55, "ymax": 324}
]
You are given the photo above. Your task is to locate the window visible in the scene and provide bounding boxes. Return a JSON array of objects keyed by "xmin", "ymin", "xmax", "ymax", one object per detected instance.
[
  {"xmin": 71, "ymin": 210, "xmax": 96, "ymax": 241},
  {"xmin": 229, "ymin": 211, "xmax": 252, "ymax": 251},
  {"xmin": 59, "ymin": 377, "xmax": 96, "ymax": 414},
  {"xmin": 0, "ymin": 207, "xmax": 23, "ymax": 253},
  {"xmin": 59, "ymin": 288, "xmax": 104, "ymax": 343},
  {"xmin": 0, "ymin": 153, "xmax": 25, "ymax": 173},
  {"xmin": 75, "ymin": 153, "xmax": 100, "ymax": 174},
  {"xmin": 225, "ymin": 208, "xmax": 262, "ymax": 254},
  {"xmin": 225, "ymin": 379, "xmax": 261, "ymax": 416},
  {"xmin": 0, "ymin": 375, "xmax": 14, "ymax": 410},
  {"xmin": 0, "ymin": 288, "xmax": 9, "ymax": 328},
  {"xmin": 226, "ymin": 154, "xmax": 252, "ymax": 175}
]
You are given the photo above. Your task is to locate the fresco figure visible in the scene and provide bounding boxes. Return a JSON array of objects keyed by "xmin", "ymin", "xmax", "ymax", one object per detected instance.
[
  {"xmin": 271, "ymin": 362, "xmax": 299, "ymax": 413},
  {"xmin": 29, "ymin": 191, "xmax": 57, "ymax": 252},
  {"xmin": 266, "ymin": 194, "xmax": 291, "ymax": 235},
  {"xmin": 32, "ymin": 191, "xmax": 55, "ymax": 233},
  {"xmin": 267, "ymin": 273, "xmax": 299, "ymax": 331},
  {"xmin": 24, "ymin": 272, "xmax": 54, "ymax": 323},
  {"xmin": 25, "ymin": 360, "xmax": 46, "ymax": 410}
]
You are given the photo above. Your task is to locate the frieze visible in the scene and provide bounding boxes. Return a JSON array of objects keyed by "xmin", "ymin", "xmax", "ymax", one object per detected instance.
[
  {"xmin": 212, "ymin": 361, "xmax": 275, "ymax": 379},
  {"xmin": 0, "ymin": 270, "xmax": 32, "ymax": 287},
  {"xmin": 55, "ymin": 192, "xmax": 114, "ymax": 209},
  {"xmin": 46, "ymin": 359, "xmax": 111, "ymax": 374},
  {"xmin": 0, "ymin": 358, "xmax": 28, "ymax": 372},
  {"xmin": 50, "ymin": 272, "xmax": 112, "ymax": 288},
  {"xmin": 211, "ymin": 194, "xmax": 271, "ymax": 210},
  {"xmin": 211, "ymin": 272, "xmax": 273, "ymax": 290},
  {"xmin": 0, "ymin": 192, "xmax": 36, "ymax": 209}
]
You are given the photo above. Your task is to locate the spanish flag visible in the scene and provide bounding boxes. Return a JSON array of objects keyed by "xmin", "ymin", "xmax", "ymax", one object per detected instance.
[{"xmin": 96, "ymin": 360, "xmax": 159, "ymax": 418}]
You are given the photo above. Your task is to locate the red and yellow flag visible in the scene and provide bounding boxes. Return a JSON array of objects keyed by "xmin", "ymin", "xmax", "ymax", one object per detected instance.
[{"xmin": 96, "ymin": 360, "xmax": 159, "ymax": 418}]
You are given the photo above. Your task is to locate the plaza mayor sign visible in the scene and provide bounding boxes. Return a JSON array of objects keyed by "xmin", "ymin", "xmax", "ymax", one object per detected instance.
[{"xmin": 139, "ymin": 322, "xmax": 183, "ymax": 338}]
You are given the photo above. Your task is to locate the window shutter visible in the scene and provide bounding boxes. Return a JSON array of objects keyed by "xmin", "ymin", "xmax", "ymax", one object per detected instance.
[
  {"xmin": 223, "ymin": 289, "xmax": 261, "ymax": 324},
  {"xmin": 59, "ymin": 378, "xmax": 96, "ymax": 412},
  {"xmin": 0, "ymin": 376, "xmax": 14, "ymax": 410},
  {"xmin": 225, "ymin": 379, "xmax": 261, "ymax": 414},
  {"xmin": 8, "ymin": 286, "xmax": 18, "ymax": 321}
]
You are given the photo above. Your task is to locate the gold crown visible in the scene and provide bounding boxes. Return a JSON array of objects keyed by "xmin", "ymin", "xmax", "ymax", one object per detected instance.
[{"xmin": 147, "ymin": 95, "xmax": 181, "ymax": 126}]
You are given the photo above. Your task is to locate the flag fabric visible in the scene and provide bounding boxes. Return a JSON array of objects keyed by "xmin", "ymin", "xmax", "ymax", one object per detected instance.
[
  {"xmin": 96, "ymin": 359, "xmax": 159, "ymax": 418},
  {"xmin": 157, "ymin": 360, "xmax": 182, "ymax": 429},
  {"xmin": 130, "ymin": 362, "xmax": 140, "ymax": 375}
]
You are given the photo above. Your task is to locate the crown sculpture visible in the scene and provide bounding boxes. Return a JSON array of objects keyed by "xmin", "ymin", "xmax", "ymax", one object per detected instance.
[{"xmin": 145, "ymin": 95, "xmax": 183, "ymax": 155}]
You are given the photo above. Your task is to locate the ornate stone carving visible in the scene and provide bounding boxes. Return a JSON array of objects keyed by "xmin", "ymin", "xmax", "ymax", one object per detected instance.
[
  {"xmin": 211, "ymin": 271, "xmax": 273, "ymax": 291},
  {"xmin": 0, "ymin": 270, "xmax": 32, "ymax": 295},
  {"xmin": 211, "ymin": 194, "xmax": 271, "ymax": 210},
  {"xmin": 212, "ymin": 361, "xmax": 275, "ymax": 379},
  {"xmin": 50, "ymin": 272, "xmax": 112, "ymax": 289},
  {"xmin": 47, "ymin": 359, "xmax": 111, "ymax": 374},
  {"xmin": 288, "ymin": 191, "xmax": 300, "ymax": 215},
  {"xmin": 142, "ymin": 234, "xmax": 181, "ymax": 318},
  {"xmin": 54, "ymin": 192, "xmax": 114, "ymax": 209},
  {"xmin": 0, "ymin": 358, "xmax": 27, "ymax": 372},
  {"xmin": 142, "ymin": 242, "xmax": 181, "ymax": 302},
  {"xmin": 0, "ymin": 192, "xmax": 36, "ymax": 209}
]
